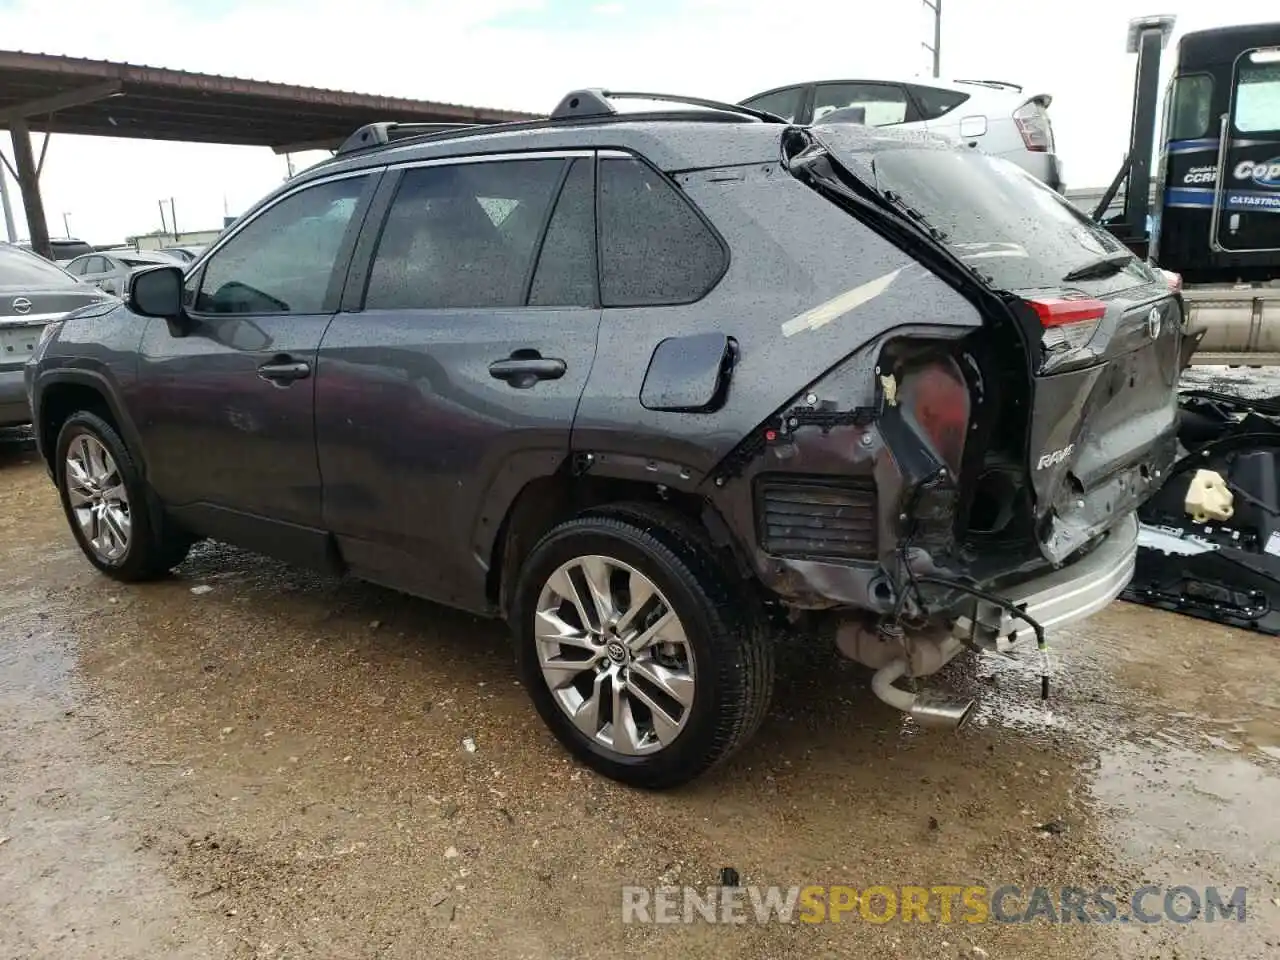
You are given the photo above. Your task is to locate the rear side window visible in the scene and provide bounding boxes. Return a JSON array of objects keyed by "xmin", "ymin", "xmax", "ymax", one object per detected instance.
[
  {"xmin": 813, "ymin": 83, "xmax": 911, "ymax": 126},
  {"xmin": 1169, "ymin": 74, "xmax": 1214, "ymax": 140},
  {"xmin": 740, "ymin": 87, "xmax": 805, "ymax": 122},
  {"xmin": 909, "ymin": 85, "xmax": 970, "ymax": 121},
  {"xmin": 597, "ymin": 157, "xmax": 726, "ymax": 307},
  {"xmin": 365, "ymin": 159, "xmax": 564, "ymax": 310},
  {"xmin": 528, "ymin": 158, "xmax": 597, "ymax": 308}
]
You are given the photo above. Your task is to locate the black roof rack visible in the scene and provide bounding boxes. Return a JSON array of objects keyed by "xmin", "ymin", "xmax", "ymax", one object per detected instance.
[
  {"xmin": 337, "ymin": 121, "xmax": 485, "ymax": 155},
  {"xmin": 953, "ymin": 78, "xmax": 1024, "ymax": 93},
  {"xmin": 333, "ymin": 89, "xmax": 786, "ymax": 159},
  {"xmin": 549, "ymin": 89, "xmax": 785, "ymax": 123}
]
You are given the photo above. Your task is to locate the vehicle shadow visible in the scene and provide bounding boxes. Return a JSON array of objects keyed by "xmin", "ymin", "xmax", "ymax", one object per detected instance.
[{"xmin": 104, "ymin": 539, "xmax": 1056, "ymax": 796}]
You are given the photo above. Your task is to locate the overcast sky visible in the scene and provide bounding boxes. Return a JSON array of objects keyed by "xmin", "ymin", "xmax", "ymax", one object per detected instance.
[{"xmin": 0, "ymin": 0, "xmax": 1266, "ymax": 244}]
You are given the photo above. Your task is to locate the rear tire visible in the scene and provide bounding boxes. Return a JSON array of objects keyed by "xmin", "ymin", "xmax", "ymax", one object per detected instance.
[
  {"xmin": 55, "ymin": 411, "xmax": 193, "ymax": 582},
  {"xmin": 512, "ymin": 509, "xmax": 774, "ymax": 789}
]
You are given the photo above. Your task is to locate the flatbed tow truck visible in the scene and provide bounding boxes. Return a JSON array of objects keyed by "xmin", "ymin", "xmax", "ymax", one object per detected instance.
[{"xmin": 1096, "ymin": 15, "xmax": 1280, "ymax": 632}]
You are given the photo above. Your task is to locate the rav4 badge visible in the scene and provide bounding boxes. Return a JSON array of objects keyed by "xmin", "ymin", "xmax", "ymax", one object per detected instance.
[{"xmin": 1037, "ymin": 444, "xmax": 1075, "ymax": 470}]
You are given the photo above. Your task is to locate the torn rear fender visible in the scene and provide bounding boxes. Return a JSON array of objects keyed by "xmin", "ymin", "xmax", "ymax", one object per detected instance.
[{"xmin": 704, "ymin": 324, "xmax": 980, "ymax": 612}]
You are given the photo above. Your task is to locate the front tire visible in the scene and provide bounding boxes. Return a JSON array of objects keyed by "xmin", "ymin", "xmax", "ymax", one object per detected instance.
[
  {"xmin": 55, "ymin": 411, "xmax": 192, "ymax": 581},
  {"xmin": 512, "ymin": 510, "xmax": 774, "ymax": 789}
]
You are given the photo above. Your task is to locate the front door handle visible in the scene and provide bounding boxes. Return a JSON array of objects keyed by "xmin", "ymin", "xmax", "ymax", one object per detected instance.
[
  {"xmin": 258, "ymin": 358, "xmax": 311, "ymax": 384},
  {"xmin": 489, "ymin": 353, "xmax": 566, "ymax": 388}
]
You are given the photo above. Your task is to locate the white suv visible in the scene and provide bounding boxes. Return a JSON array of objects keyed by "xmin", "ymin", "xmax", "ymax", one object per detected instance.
[{"xmin": 740, "ymin": 77, "xmax": 1064, "ymax": 191}]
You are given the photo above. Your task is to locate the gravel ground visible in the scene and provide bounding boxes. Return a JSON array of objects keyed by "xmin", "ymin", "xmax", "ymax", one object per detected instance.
[{"xmin": 1, "ymin": 428, "xmax": 1278, "ymax": 959}]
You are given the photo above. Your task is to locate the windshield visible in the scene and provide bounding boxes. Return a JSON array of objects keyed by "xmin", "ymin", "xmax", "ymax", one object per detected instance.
[
  {"xmin": 866, "ymin": 147, "xmax": 1157, "ymax": 294},
  {"xmin": 0, "ymin": 244, "xmax": 78, "ymax": 290}
]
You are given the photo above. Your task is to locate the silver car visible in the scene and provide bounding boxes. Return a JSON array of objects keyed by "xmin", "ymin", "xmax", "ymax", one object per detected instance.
[
  {"xmin": 0, "ymin": 243, "xmax": 111, "ymax": 426},
  {"xmin": 63, "ymin": 250, "xmax": 183, "ymax": 296}
]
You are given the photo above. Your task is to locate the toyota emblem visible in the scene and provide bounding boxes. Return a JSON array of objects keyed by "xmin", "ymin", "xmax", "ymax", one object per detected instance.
[
  {"xmin": 1147, "ymin": 306, "xmax": 1162, "ymax": 340},
  {"xmin": 11, "ymin": 297, "xmax": 32, "ymax": 315}
]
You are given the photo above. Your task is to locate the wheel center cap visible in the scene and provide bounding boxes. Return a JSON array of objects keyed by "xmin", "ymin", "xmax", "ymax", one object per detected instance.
[{"xmin": 605, "ymin": 639, "xmax": 628, "ymax": 664}]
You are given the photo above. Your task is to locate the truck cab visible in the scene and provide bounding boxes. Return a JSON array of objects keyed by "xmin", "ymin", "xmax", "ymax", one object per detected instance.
[{"xmin": 1152, "ymin": 23, "xmax": 1280, "ymax": 284}]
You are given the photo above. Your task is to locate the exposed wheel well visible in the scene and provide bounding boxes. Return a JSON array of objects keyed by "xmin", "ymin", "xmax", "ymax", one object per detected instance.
[
  {"xmin": 487, "ymin": 470, "xmax": 752, "ymax": 618},
  {"xmin": 38, "ymin": 383, "xmax": 117, "ymax": 472}
]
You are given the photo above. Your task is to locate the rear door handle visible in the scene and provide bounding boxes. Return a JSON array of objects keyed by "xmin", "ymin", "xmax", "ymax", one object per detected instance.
[
  {"xmin": 258, "ymin": 358, "xmax": 311, "ymax": 384},
  {"xmin": 489, "ymin": 355, "xmax": 566, "ymax": 388}
]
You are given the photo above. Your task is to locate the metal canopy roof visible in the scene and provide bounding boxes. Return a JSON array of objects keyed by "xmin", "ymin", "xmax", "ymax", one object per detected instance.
[{"xmin": 0, "ymin": 50, "xmax": 538, "ymax": 153}]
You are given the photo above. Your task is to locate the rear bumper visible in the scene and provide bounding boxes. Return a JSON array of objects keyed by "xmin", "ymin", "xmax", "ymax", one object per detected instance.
[
  {"xmin": 0, "ymin": 367, "xmax": 31, "ymax": 426},
  {"xmin": 954, "ymin": 512, "xmax": 1138, "ymax": 646}
]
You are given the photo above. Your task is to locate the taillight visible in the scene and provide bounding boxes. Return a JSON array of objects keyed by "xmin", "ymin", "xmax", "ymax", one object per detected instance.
[
  {"xmin": 1159, "ymin": 268, "xmax": 1183, "ymax": 293},
  {"xmin": 1013, "ymin": 100, "xmax": 1052, "ymax": 153},
  {"xmin": 1027, "ymin": 296, "xmax": 1106, "ymax": 352}
]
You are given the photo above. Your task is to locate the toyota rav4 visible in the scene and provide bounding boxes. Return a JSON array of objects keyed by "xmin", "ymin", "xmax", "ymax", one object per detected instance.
[{"xmin": 26, "ymin": 90, "xmax": 1186, "ymax": 788}]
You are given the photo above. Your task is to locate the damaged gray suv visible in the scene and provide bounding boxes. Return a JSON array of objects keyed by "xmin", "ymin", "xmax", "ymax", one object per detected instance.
[{"xmin": 27, "ymin": 91, "xmax": 1185, "ymax": 788}]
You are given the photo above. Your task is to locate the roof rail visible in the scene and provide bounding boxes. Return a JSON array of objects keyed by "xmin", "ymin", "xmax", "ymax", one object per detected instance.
[
  {"xmin": 337, "ymin": 121, "xmax": 485, "ymax": 155},
  {"xmin": 331, "ymin": 90, "xmax": 786, "ymax": 160},
  {"xmin": 953, "ymin": 78, "xmax": 1024, "ymax": 93},
  {"xmin": 549, "ymin": 89, "xmax": 786, "ymax": 123}
]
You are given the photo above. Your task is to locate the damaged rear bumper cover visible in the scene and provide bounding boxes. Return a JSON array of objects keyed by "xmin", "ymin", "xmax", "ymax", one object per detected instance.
[{"xmin": 954, "ymin": 512, "xmax": 1139, "ymax": 647}]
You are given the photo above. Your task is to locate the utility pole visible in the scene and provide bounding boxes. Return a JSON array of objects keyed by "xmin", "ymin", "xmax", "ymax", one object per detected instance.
[
  {"xmin": 922, "ymin": 0, "xmax": 942, "ymax": 78},
  {"xmin": 62, "ymin": 212, "xmax": 71, "ymax": 239},
  {"xmin": 158, "ymin": 199, "xmax": 169, "ymax": 236},
  {"xmin": 169, "ymin": 197, "xmax": 178, "ymax": 238},
  {"xmin": 0, "ymin": 160, "xmax": 16, "ymax": 243}
]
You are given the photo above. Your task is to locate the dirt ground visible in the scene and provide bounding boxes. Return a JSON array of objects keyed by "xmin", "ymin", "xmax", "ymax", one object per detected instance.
[{"xmin": 1, "ymin": 427, "xmax": 1278, "ymax": 960}]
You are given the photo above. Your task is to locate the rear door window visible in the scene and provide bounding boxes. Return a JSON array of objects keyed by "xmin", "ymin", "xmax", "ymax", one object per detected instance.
[
  {"xmin": 813, "ymin": 83, "xmax": 914, "ymax": 126},
  {"xmin": 597, "ymin": 156, "xmax": 727, "ymax": 307},
  {"xmin": 364, "ymin": 158, "xmax": 565, "ymax": 311},
  {"xmin": 740, "ymin": 86, "xmax": 806, "ymax": 122},
  {"xmin": 528, "ymin": 157, "xmax": 597, "ymax": 308}
]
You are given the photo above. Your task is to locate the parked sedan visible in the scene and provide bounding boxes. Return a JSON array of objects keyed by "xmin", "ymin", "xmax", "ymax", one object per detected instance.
[
  {"xmin": 63, "ymin": 250, "xmax": 182, "ymax": 296},
  {"xmin": 0, "ymin": 244, "xmax": 112, "ymax": 427}
]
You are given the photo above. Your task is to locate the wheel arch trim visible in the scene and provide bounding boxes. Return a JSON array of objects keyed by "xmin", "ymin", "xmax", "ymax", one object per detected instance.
[{"xmin": 33, "ymin": 367, "xmax": 149, "ymax": 480}]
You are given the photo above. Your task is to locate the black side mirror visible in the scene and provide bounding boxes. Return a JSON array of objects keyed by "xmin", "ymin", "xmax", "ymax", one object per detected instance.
[{"xmin": 126, "ymin": 265, "xmax": 185, "ymax": 319}]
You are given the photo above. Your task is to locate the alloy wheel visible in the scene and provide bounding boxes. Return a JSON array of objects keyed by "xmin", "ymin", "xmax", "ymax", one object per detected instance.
[
  {"xmin": 64, "ymin": 434, "xmax": 131, "ymax": 562},
  {"xmin": 534, "ymin": 555, "xmax": 696, "ymax": 756}
]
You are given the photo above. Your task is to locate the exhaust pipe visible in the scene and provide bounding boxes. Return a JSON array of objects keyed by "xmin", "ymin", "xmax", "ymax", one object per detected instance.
[
  {"xmin": 870, "ymin": 636, "xmax": 975, "ymax": 730},
  {"xmin": 906, "ymin": 690, "xmax": 977, "ymax": 729}
]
